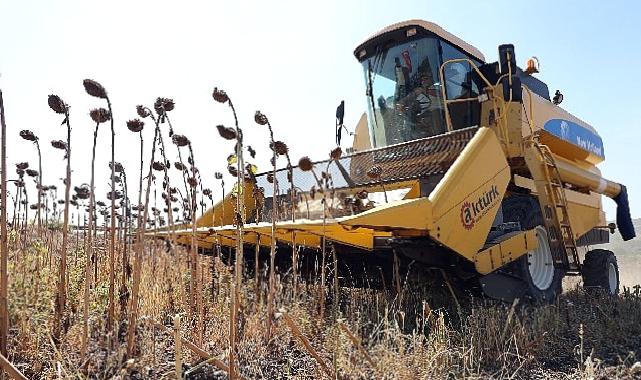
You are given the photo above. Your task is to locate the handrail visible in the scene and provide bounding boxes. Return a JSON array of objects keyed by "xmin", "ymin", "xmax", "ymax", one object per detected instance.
[
  {"xmin": 438, "ymin": 58, "xmax": 493, "ymax": 132},
  {"xmin": 438, "ymin": 58, "xmax": 513, "ymax": 146},
  {"xmin": 438, "ymin": 58, "xmax": 540, "ymax": 152}
]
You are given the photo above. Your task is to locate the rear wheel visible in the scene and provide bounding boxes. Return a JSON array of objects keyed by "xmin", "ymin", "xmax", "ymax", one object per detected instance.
[{"xmin": 582, "ymin": 249, "xmax": 619, "ymax": 295}]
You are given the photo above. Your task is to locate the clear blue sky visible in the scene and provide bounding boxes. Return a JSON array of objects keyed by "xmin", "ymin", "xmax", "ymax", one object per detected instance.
[{"xmin": 0, "ymin": 0, "xmax": 639, "ymax": 219}]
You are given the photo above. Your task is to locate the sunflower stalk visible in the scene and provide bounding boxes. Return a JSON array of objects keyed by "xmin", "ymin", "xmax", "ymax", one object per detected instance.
[
  {"xmin": 213, "ymin": 87, "xmax": 244, "ymax": 380},
  {"xmin": 0, "ymin": 88, "xmax": 9, "ymax": 357},
  {"xmin": 82, "ymin": 78, "xmax": 118, "ymax": 334},
  {"xmin": 81, "ymin": 120, "xmax": 100, "ymax": 357},
  {"xmin": 48, "ymin": 93, "xmax": 72, "ymax": 343},
  {"xmin": 126, "ymin": 106, "xmax": 162, "ymax": 356}
]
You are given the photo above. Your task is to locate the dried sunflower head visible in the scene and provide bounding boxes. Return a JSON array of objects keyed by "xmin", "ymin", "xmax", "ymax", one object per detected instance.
[
  {"xmin": 16, "ymin": 162, "xmax": 29, "ymax": 170},
  {"xmin": 51, "ymin": 140, "xmax": 67, "ymax": 150},
  {"xmin": 187, "ymin": 177, "xmax": 198, "ymax": 188},
  {"xmin": 47, "ymin": 95, "xmax": 67, "ymax": 114},
  {"xmin": 127, "ymin": 119, "xmax": 144, "ymax": 132},
  {"xmin": 76, "ymin": 192, "xmax": 90, "ymax": 200},
  {"xmin": 136, "ymin": 105, "xmax": 150, "ymax": 118},
  {"xmin": 90, "ymin": 108, "xmax": 111, "ymax": 124},
  {"xmin": 330, "ymin": 147, "xmax": 343, "ymax": 160},
  {"xmin": 212, "ymin": 87, "xmax": 229, "ymax": 103},
  {"xmin": 154, "ymin": 97, "xmax": 175, "ymax": 114},
  {"xmin": 152, "ymin": 161, "xmax": 165, "ymax": 171},
  {"xmin": 110, "ymin": 161, "xmax": 124, "ymax": 173},
  {"xmin": 366, "ymin": 165, "xmax": 383, "ymax": 180},
  {"xmin": 214, "ymin": 172, "xmax": 223, "ymax": 180},
  {"xmin": 19, "ymin": 130, "xmax": 38, "ymax": 142},
  {"xmin": 174, "ymin": 162, "xmax": 186, "ymax": 171},
  {"xmin": 254, "ymin": 111, "xmax": 268, "ymax": 125},
  {"xmin": 83, "ymin": 79, "xmax": 107, "ymax": 99},
  {"xmin": 216, "ymin": 125, "xmax": 237, "ymax": 140},
  {"xmin": 106, "ymin": 191, "xmax": 123, "ymax": 200},
  {"xmin": 203, "ymin": 188, "xmax": 212, "ymax": 197},
  {"xmin": 246, "ymin": 163, "xmax": 258, "ymax": 175},
  {"xmin": 74, "ymin": 186, "xmax": 90, "ymax": 200},
  {"xmin": 26, "ymin": 169, "xmax": 39, "ymax": 177},
  {"xmin": 271, "ymin": 141, "xmax": 288, "ymax": 156},
  {"xmin": 227, "ymin": 165, "xmax": 238, "ymax": 177},
  {"xmin": 172, "ymin": 134, "xmax": 190, "ymax": 147},
  {"xmin": 298, "ymin": 157, "xmax": 313, "ymax": 172},
  {"xmin": 97, "ymin": 200, "xmax": 106, "ymax": 207}
]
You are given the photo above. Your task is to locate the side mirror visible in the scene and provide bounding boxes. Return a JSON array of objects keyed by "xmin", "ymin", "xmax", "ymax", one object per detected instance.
[{"xmin": 498, "ymin": 44, "xmax": 516, "ymax": 75}]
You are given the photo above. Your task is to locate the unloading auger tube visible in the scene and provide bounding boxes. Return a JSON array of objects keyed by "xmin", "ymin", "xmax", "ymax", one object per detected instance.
[
  {"xmin": 554, "ymin": 159, "xmax": 634, "ymax": 241},
  {"xmin": 150, "ymin": 20, "xmax": 635, "ymax": 302}
]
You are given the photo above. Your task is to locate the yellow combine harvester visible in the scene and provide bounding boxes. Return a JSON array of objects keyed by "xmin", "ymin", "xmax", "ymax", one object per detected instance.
[{"xmin": 158, "ymin": 20, "xmax": 635, "ymax": 302}]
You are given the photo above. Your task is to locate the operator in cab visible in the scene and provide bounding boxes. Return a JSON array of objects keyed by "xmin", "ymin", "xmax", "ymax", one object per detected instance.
[{"xmin": 396, "ymin": 68, "xmax": 444, "ymax": 139}]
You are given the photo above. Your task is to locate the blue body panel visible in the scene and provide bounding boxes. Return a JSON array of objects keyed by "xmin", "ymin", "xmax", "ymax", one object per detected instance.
[{"xmin": 543, "ymin": 118, "xmax": 605, "ymax": 159}]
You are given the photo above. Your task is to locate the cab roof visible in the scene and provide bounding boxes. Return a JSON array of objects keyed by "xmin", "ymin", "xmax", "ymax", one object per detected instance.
[{"xmin": 354, "ymin": 20, "xmax": 486, "ymax": 63}]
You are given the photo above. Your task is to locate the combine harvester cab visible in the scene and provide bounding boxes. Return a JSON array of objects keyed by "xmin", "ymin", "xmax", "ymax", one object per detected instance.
[{"xmin": 158, "ymin": 20, "xmax": 635, "ymax": 303}]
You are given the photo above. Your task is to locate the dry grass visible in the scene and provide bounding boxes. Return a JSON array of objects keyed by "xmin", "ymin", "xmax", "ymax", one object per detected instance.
[{"xmin": 4, "ymin": 227, "xmax": 641, "ymax": 379}]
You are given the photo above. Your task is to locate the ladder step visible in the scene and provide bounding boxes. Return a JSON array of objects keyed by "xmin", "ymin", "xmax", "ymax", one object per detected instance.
[{"xmin": 533, "ymin": 142, "xmax": 580, "ymax": 269}]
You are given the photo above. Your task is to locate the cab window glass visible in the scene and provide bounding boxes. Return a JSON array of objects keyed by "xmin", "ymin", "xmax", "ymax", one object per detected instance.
[{"xmin": 440, "ymin": 41, "xmax": 481, "ymax": 130}]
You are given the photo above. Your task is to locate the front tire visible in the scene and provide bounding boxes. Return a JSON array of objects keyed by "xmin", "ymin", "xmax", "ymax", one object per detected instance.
[
  {"xmin": 503, "ymin": 196, "xmax": 564, "ymax": 303},
  {"xmin": 513, "ymin": 226, "xmax": 564, "ymax": 303},
  {"xmin": 582, "ymin": 249, "xmax": 619, "ymax": 295}
]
